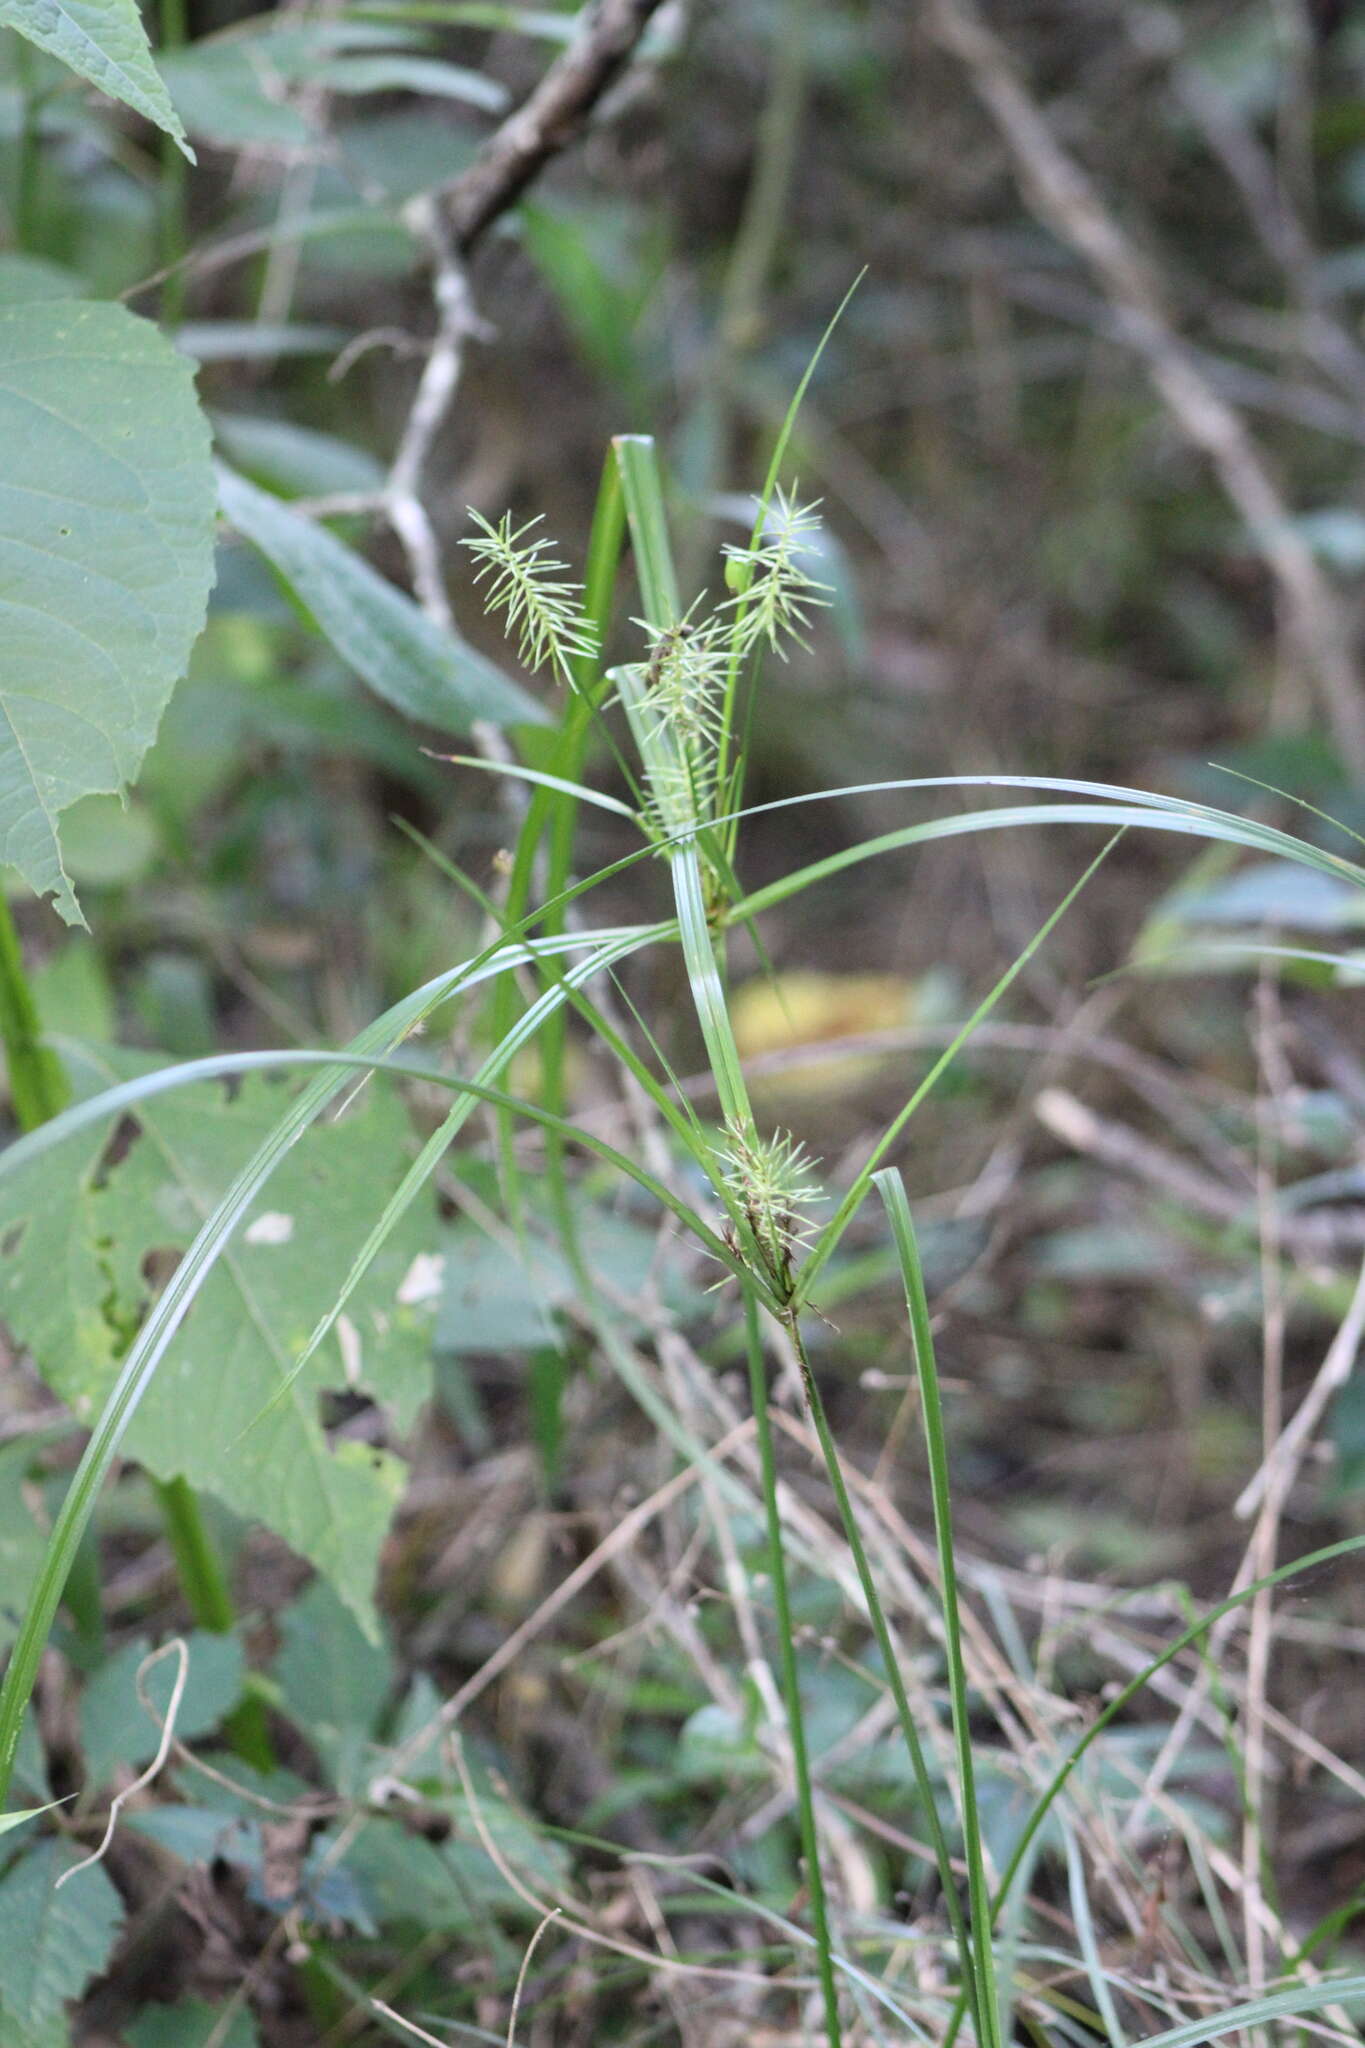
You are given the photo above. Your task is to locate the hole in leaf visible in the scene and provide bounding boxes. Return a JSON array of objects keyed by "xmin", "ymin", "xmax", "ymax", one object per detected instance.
[{"xmin": 93, "ymin": 1115, "xmax": 141, "ymax": 1189}]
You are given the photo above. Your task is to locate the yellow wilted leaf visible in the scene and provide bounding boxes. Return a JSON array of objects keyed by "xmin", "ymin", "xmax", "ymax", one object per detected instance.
[{"xmin": 731, "ymin": 970, "xmax": 917, "ymax": 1101}]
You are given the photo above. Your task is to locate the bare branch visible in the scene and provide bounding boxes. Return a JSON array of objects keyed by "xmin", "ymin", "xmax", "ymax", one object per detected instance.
[
  {"xmin": 1033, "ymin": 1085, "xmax": 1365, "ymax": 1250},
  {"xmin": 439, "ymin": 0, "xmax": 669, "ymax": 255},
  {"xmin": 380, "ymin": 0, "xmax": 666, "ymax": 711}
]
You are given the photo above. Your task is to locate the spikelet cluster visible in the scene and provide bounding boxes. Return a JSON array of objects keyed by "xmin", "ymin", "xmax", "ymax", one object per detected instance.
[
  {"xmin": 460, "ymin": 509, "xmax": 597, "ymax": 687},
  {"xmin": 720, "ymin": 489, "xmax": 831, "ymax": 659},
  {"xmin": 465, "ymin": 490, "xmax": 832, "ymax": 857},
  {"xmin": 720, "ymin": 1120, "xmax": 823, "ymax": 1296},
  {"xmin": 634, "ymin": 606, "xmax": 729, "ymax": 836}
]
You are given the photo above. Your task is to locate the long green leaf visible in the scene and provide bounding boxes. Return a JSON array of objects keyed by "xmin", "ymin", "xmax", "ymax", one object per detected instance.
[
  {"xmin": 430, "ymin": 752, "xmax": 639, "ymax": 818},
  {"xmin": 0, "ymin": 927, "xmax": 665, "ymax": 1803},
  {"xmin": 743, "ymin": 1289, "xmax": 843, "ymax": 2046},
  {"xmin": 236, "ymin": 924, "xmax": 682, "ymax": 1431},
  {"xmin": 787, "ymin": 1316, "xmax": 978, "ymax": 2001},
  {"xmin": 218, "ymin": 463, "xmax": 543, "ymax": 732},
  {"xmin": 795, "ymin": 836, "xmax": 1118, "ymax": 1306},
  {"xmin": 989, "ymin": 1531, "xmax": 1365, "ymax": 1926},
  {"xmin": 726, "ymin": 783, "xmax": 1365, "ymax": 927},
  {"xmin": 613, "ymin": 433, "xmax": 680, "ymax": 624},
  {"xmin": 876, "ymin": 1171, "xmax": 1000, "ymax": 2048},
  {"xmin": 1134, "ymin": 1976, "xmax": 1365, "ymax": 2048}
]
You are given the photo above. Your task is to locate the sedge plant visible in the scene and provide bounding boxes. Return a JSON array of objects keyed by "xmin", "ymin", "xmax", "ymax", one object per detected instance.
[{"xmin": 4, "ymin": 415, "xmax": 1365, "ymax": 2043}]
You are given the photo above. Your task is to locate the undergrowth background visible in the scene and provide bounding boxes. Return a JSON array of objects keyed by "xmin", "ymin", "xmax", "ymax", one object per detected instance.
[{"xmin": 2, "ymin": 0, "xmax": 1365, "ymax": 2042}]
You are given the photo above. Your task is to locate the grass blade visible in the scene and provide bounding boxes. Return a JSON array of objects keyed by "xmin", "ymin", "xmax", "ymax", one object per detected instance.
[
  {"xmin": 784, "ymin": 1316, "xmax": 981, "ymax": 2022},
  {"xmin": 1132, "ymin": 1976, "xmax": 1365, "ymax": 2048},
  {"xmin": 795, "ymin": 836, "xmax": 1119, "ymax": 1307},
  {"xmin": 424, "ymin": 752, "xmax": 639, "ymax": 818},
  {"xmin": 876, "ymin": 1169, "xmax": 1001, "ymax": 2048},
  {"xmin": 743, "ymin": 1287, "xmax": 843, "ymax": 2046},
  {"xmin": 236, "ymin": 925, "xmax": 668, "ymax": 1430},
  {"xmin": 989, "ymin": 1530, "xmax": 1365, "ymax": 1928},
  {"xmin": 0, "ymin": 928, "xmax": 700, "ymax": 1805},
  {"xmin": 717, "ymin": 268, "xmax": 864, "ymax": 833},
  {"xmin": 1062, "ymin": 1821, "xmax": 1129, "ymax": 2048},
  {"xmin": 613, "ymin": 433, "xmax": 680, "ymax": 623}
]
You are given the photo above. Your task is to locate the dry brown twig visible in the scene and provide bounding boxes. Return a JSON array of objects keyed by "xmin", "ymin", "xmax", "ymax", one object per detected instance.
[
  {"xmin": 57, "ymin": 1638, "xmax": 189, "ymax": 1889},
  {"xmin": 436, "ymin": 0, "xmax": 668, "ymax": 253},
  {"xmin": 1034, "ymin": 1083, "xmax": 1365, "ymax": 1250},
  {"xmin": 925, "ymin": 0, "xmax": 1365, "ymax": 777},
  {"xmin": 1236, "ymin": 1248, "xmax": 1365, "ymax": 1517},
  {"xmin": 370, "ymin": 0, "xmax": 669, "ymax": 764}
]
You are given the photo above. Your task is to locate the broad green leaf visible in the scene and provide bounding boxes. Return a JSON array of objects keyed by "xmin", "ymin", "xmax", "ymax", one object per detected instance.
[
  {"xmin": 57, "ymin": 791, "xmax": 159, "ymax": 886},
  {"xmin": 316, "ymin": 51, "xmax": 505, "ymax": 107},
  {"xmin": 0, "ymin": 1052, "xmax": 438, "ymax": 1634},
  {"xmin": 0, "ymin": 1839, "xmax": 122, "ymax": 2033},
  {"xmin": 31, "ymin": 940, "xmax": 116, "ymax": 1043},
  {"xmin": 339, "ymin": 1815, "xmax": 486, "ymax": 1932},
  {"xmin": 0, "ymin": 302, "xmax": 215, "ymax": 925},
  {"xmin": 339, "ymin": 107, "xmax": 479, "ymax": 202},
  {"xmin": 125, "ymin": 1998, "xmax": 260, "ymax": 2048},
  {"xmin": 338, "ymin": 1774, "xmax": 571, "ymax": 1926},
  {"xmin": 275, "ymin": 1578, "xmax": 392, "ymax": 1742},
  {"xmin": 1164, "ymin": 857, "xmax": 1365, "ymax": 930},
  {"xmin": 128, "ymin": 1803, "xmax": 262, "ymax": 1867},
  {"xmin": 158, "ymin": 33, "xmax": 314, "ymax": 147},
  {"xmin": 0, "ymin": 0, "xmax": 189, "ymax": 152},
  {"xmin": 79, "ymin": 1630, "xmax": 245, "ymax": 1788},
  {"xmin": 0, "ymin": 255, "xmax": 86, "ymax": 304},
  {"xmin": 217, "ymin": 464, "xmax": 546, "ymax": 733},
  {"xmin": 436, "ymin": 1201, "xmax": 700, "ymax": 1353},
  {"xmin": 274, "ymin": 1578, "xmax": 392, "ymax": 1793}
]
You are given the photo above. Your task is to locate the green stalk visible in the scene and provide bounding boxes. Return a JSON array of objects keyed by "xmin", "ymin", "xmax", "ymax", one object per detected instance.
[
  {"xmin": 876, "ymin": 1171, "xmax": 1002, "ymax": 2048},
  {"xmin": 537, "ymin": 448, "xmax": 626, "ymax": 1244},
  {"xmin": 12, "ymin": 36, "xmax": 41, "ymax": 256},
  {"xmin": 932, "ymin": 1531, "xmax": 1365, "ymax": 2048},
  {"xmin": 526, "ymin": 460, "xmax": 629, "ymax": 1489},
  {"xmin": 154, "ymin": 1468, "xmax": 274, "ymax": 1765},
  {"xmin": 613, "ymin": 435, "xmax": 681, "ymax": 624},
  {"xmin": 783, "ymin": 1311, "xmax": 985, "ymax": 2035},
  {"xmin": 151, "ymin": 1474, "xmax": 234, "ymax": 1632},
  {"xmin": 486, "ymin": 449, "xmax": 625, "ymax": 1245},
  {"xmin": 743, "ymin": 1289, "xmax": 843, "ymax": 2047},
  {"xmin": 612, "ymin": 436, "xmax": 757, "ymax": 1143},
  {"xmin": 0, "ymin": 896, "xmax": 69, "ymax": 1130}
]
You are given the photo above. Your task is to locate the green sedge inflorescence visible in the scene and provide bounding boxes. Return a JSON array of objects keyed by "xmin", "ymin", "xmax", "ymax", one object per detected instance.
[
  {"xmin": 461, "ymin": 489, "xmax": 830, "ymax": 835},
  {"xmin": 719, "ymin": 1120, "xmax": 824, "ymax": 1300},
  {"xmin": 720, "ymin": 488, "xmax": 831, "ymax": 658},
  {"xmin": 464, "ymin": 489, "xmax": 832, "ymax": 1301},
  {"xmin": 461, "ymin": 508, "xmax": 598, "ymax": 686}
]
